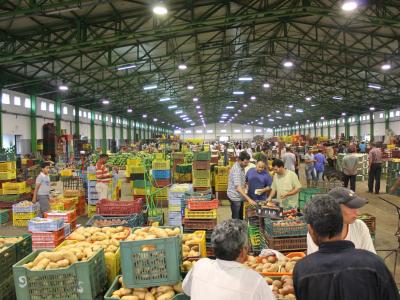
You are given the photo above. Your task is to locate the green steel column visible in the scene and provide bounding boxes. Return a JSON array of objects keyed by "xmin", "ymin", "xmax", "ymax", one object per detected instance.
[
  {"xmin": 127, "ymin": 119, "xmax": 132, "ymax": 144},
  {"xmin": 328, "ymin": 123, "xmax": 331, "ymax": 139},
  {"xmin": 335, "ymin": 118, "xmax": 339, "ymax": 141},
  {"xmin": 55, "ymin": 96, "xmax": 62, "ymax": 136},
  {"xmin": 120, "ymin": 119, "xmax": 124, "ymax": 143},
  {"xmin": 0, "ymin": 89, "xmax": 2, "ymax": 149},
  {"xmin": 101, "ymin": 113, "xmax": 107, "ymax": 154},
  {"xmin": 138, "ymin": 123, "xmax": 141, "ymax": 140},
  {"xmin": 356, "ymin": 114, "xmax": 361, "ymax": 142},
  {"xmin": 385, "ymin": 109, "xmax": 390, "ymax": 132},
  {"xmin": 370, "ymin": 111, "xmax": 374, "ymax": 142},
  {"xmin": 133, "ymin": 121, "xmax": 137, "ymax": 143},
  {"xmin": 313, "ymin": 122, "xmax": 317, "ymax": 137},
  {"xmin": 308, "ymin": 124, "xmax": 311, "ymax": 135},
  {"xmin": 112, "ymin": 116, "xmax": 116, "ymax": 141},
  {"xmin": 345, "ymin": 117, "xmax": 350, "ymax": 140},
  {"xmin": 30, "ymin": 95, "xmax": 37, "ymax": 153},
  {"xmin": 320, "ymin": 122, "xmax": 323, "ymax": 137},
  {"xmin": 74, "ymin": 105, "xmax": 80, "ymax": 137},
  {"xmin": 90, "ymin": 110, "xmax": 95, "ymax": 150}
]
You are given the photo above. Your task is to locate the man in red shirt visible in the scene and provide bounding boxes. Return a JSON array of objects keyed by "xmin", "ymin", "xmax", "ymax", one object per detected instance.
[{"xmin": 96, "ymin": 154, "xmax": 111, "ymax": 200}]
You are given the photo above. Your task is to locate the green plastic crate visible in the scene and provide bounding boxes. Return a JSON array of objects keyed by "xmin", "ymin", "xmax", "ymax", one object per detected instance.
[
  {"xmin": 103, "ymin": 275, "xmax": 120, "ymax": 300},
  {"xmin": 0, "ymin": 209, "xmax": 8, "ymax": 224},
  {"xmin": 120, "ymin": 235, "xmax": 182, "ymax": 288},
  {"xmin": 0, "ymin": 275, "xmax": 15, "ymax": 300},
  {"xmin": 133, "ymin": 180, "xmax": 151, "ymax": 189},
  {"xmin": 0, "ymin": 244, "xmax": 16, "ymax": 286},
  {"xmin": 193, "ymin": 151, "xmax": 211, "ymax": 161},
  {"xmin": 0, "ymin": 234, "xmax": 32, "ymax": 261},
  {"xmin": 176, "ymin": 164, "xmax": 192, "ymax": 174},
  {"xmin": 298, "ymin": 188, "xmax": 325, "ymax": 210},
  {"xmin": 0, "ymin": 195, "xmax": 20, "ymax": 202},
  {"xmin": 13, "ymin": 249, "xmax": 107, "ymax": 300},
  {"xmin": 173, "ymin": 294, "xmax": 190, "ymax": 300}
]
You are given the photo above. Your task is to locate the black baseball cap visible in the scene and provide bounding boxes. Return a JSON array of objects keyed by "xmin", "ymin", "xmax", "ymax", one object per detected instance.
[{"xmin": 328, "ymin": 187, "xmax": 368, "ymax": 209}]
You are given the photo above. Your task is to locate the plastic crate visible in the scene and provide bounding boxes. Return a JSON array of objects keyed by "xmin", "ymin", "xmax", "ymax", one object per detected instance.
[
  {"xmin": 192, "ymin": 178, "xmax": 211, "ymax": 188},
  {"xmin": 0, "ymin": 244, "xmax": 16, "ymax": 285},
  {"xmin": 0, "ymin": 194, "xmax": 20, "ymax": 202},
  {"xmin": 0, "ymin": 161, "xmax": 15, "ymax": 172},
  {"xmin": 87, "ymin": 204, "xmax": 97, "ymax": 218},
  {"xmin": 152, "ymin": 160, "xmax": 170, "ymax": 170},
  {"xmin": 13, "ymin": 248, "xmax": 107, "ymax": 300},
  {"xmin": 12, "ymin": 218, "xmax": 29, "ymax": 227},
  {"xmin": 183, "ymin": 218, "xmax": 217, "ymax": 230},
  {"xmin": 86, "ymin": 214, "xmax": 145, "ymax": 228},
  {"xmin": 30, "ymin": 226, "xmax": 65, "ymax": 243},
  {"xmin": 44, "ymin": 210, "xmax": 77, "ymax": 223},
  {"xmin": 193, "ymin": 152, "xmax": 211, "ymax": 161},
  {"xmin": 152, "ymin": 169, "xmax": 171, "ymax": 179},
  {"xmin": 192, "ymin": 169, "xmax": 210, "ymax": 179},
  {"xmin": 215, "ymin": 175, "xmax": 228, "ymax": 185},
  {"xmin": 265, "ymin": 234, "xmax": 307, "ymax": 251},
  {"xmin": 12, "ymin": 202, "xmax": 39, "ymax": 213},
  {"xmin": 132, "ymin": 180, "xmax": 150, "ymax": 189},
  {"xmin": 187, "ymin": 199, "xmax": 219, "ymax": 211},
  {"xmin": 28, "ymin": 217, "xmax": 64, "ymax": 232},
  {"xmin": 184, "ymin": 209, "xmax": 217, "ymax": 219},
  {"xmin": 96, "ymin": 198, "xmax": 143, "ymax": 216},
  {"xmin": 184, "ymin": 191, "xmax": 212, "ymax": 201},
  {"xmin": 215, "ymin": 183, "xmax": 228, "ymax": 192},
  {"xmin": 13, "ymin": 210, "xmax": 39, "ymax": 220},
  {"xmin": 298, "ymin": 188, "xmax": 325, "ymax": 210},
  {"xmin": 183, "ymin": 230, "xmax": 206, "ymax": 258},
  {"xmin": 0, "ymin": 209, "xmax": 8, "ymax": 224},
  {"xmin": 358, "ymin": 213, "xmax": 376, "ymax": 234},
  {"xmin": 133, "ymin": 187, "xmax": 151, "ymax": 196},
  {"xmin": 127, "ymin": 158, "xmax": 141, "ymax": 166},
  {"xmin": 154, "ymin": 179, "xmax": 171, "ymax": 187},
  {"xmin": 192, "ymin": 161, "xmax": 210, "ymax": 170},
  {"xmin": 173, "ymin": 294, "xmax": 190, "ymax": 300},
  {"xmin": 215, "ymin": 166, "xmax": 229, "ymax": 176},
  {"xmin": 176, "ymin": 164, "xmax": 192, "ymax": 174},
  {"xmin": 0, "ymin": 275, "xmax": 15, "ymax": 300},
  {"xmin": 0, "ymin": 171, "xmax": 16, "ymax": 180},
  {"xmin": 0, "ymin": 234, "xmax": 32, "ymax": 261},
  {"xmin": 120, "ymin": 235, "xmax": 182, "ymax": 288},
  {"xmin": 264, "ymin": 217, "xmax": 307, "ymax": 237},
  {"xmin": 49, "ymin": 199, "xmax": 75, "ymax": 211}
]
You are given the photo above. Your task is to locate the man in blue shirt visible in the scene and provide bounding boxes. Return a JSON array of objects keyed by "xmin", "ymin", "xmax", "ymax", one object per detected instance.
[
  {"xmin": 359, "ymin": 141, "xmax": 366, "ymax": 153},
  {"xmin": 246, "ymin": 160, "xmax": 272, "ymax": 202}
]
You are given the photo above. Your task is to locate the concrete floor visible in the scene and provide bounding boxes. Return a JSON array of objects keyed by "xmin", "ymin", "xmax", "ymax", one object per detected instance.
[{"xmin": 1, "ymin": 168, "xmax": 400, "ymax": 284}]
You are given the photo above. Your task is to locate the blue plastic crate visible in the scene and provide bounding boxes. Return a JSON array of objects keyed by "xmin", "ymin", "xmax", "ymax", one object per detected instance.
[
  {"xmin": 152, "ymin": 169, "xmax": 171, "ymax": 180},
  {"xmin": 28, "ymin": 217, "xmax": 64, "ymax": 232}
]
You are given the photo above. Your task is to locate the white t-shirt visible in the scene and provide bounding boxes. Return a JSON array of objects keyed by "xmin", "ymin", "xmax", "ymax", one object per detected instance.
[
  {"xmin": 36, "ymin": 172, "xmax": 51, "ymax": 196},
  {"xmin": 307, "ymin": 219, "xmax": 376, "ymax": 254},
  {"xmin": 282, "ymin": 152, "xmax": 296, "ymax": 171},
  {"xmin": 183, "ymin": 258, "xmax": 275, "ymax": 300}
]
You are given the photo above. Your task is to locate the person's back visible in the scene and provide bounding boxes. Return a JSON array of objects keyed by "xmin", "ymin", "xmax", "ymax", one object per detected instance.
[
  {"xmin": 282, "ymin": 152, "xmax": 296, "ymax": 171},
  {"xmin": 342, "ymin": 153, "xmax": 358, "ymax": 175},
  {"xmin": 294, "ymin": 241, "xmax": 399, "ymax": 300},
  {"xmin": 359, "ymin": 142, "xmax": 366, "ymax": 153}
]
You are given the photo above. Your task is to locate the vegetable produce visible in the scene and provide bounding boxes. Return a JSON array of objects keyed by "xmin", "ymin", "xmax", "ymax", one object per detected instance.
[
  {"xmin": 68, "ymin": 226, "xmax": 130, "ymax": 242},
  {"xmin": 126, "ymin": 226, "xmax": 181, "ymax": 241},
  {"xmin": 92, "ymin": 219, "xmax": 129, "ymax": 227},
  {"xmin": 181, "ymin": 260, "xmax": 196, "ymax": 272},
  {"xmin": 265, "ymin": 275, "xmax": 296, "ymax": 299},
  {"xmin": 244, "ymin": 254, "xmax": 303, "ymax": 273},
  {"xmin": 14, "ymin": 200, "xmax": 36, "ymax": 207},
  {"xmin": 182, "ymin": 232, "xmax": 203, "ymax": 259},
  {"xmin": 112, "ymin": 276, "xmax": 183, "ymax": 300},
  {"xmin": 184, "ymin": 152, "xmax": 194, "ymax": 163}
]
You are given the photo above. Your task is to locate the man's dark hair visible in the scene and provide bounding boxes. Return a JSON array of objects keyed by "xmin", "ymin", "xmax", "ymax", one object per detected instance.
[
  {"xmin": 99, "ymin": 154, "xmax": 109, "ymax": 159},
  {"xmin": 40, "ymin": 162, "xmax": 50, "ymax": 169},
  {"xmin": 304, "ymin": 195, "xmax": 343, "ymax": 239},
  {"xmin": 272, "ymin": 159, "xmax": 284, "ymax": 168},
  {"xmin": 211, "ymin": 219, "xmax": 248, "ymax": 261},
  {"xmin": 286, "ymin": 147, "xmax": 291, "ymax": 152},
  {"xmin": 238, "ymin": 151, "xmax": 250, "ymax": 161},
  {"xmin": 318, "ymin": 149, "xmax": 323, "ymax": 153}
]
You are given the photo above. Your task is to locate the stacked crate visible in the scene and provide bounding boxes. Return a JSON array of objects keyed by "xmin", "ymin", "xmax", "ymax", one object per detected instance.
[
  {"xmin": 0, "ymin": 161, "xmax": 16, "ymax": 181},
  {"xmin": 2, "ymin": 181, "xmax": 31, "ymax": 195},
  {"xmin": 387, "ymin": 159, "xmax": 400, "ymax": 195},
  {"xmin": 28, "ymin": 217, "xmax": 65, "ymax": 250},
  {"xmin": 12, "ymin": 202, "xmax": 40, "ymax": 227},
  {"xmin": 192, "ymin": 151, "xmax": 211, "ymax": 191},
  {"xmin": 152, "ymin": 159, "xmax": 171, "ymax": 187},
  {"xmin": 336, "ymin": 153, "xmax": 368, "ymax": 181},
  {"xmin": 298, "ymin": 187, "xmax": 326, "ymax": 210},
  {"xmin": 358, "ymin": 213, "xmax": 376, "ymax": 242},
  {"xmin": 183, "ymin": 190, "xmax": 217, "ymax": 257},
  {"xmin": 168, "ymin": 184, "xmax": 192, "ymax": 226},
  {"xmin": 214, "ymin": 166, "xmax": 229, "ymax": 195},
  {"xmin": 175, "ymin": 164, "xmax": 192, "ymax": 183}
]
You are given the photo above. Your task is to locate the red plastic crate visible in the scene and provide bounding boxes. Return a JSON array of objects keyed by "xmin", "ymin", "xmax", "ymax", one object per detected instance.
[
  {"xmin": 76, "ymin": 202, "xmax": 86, "ymax": 216},
  {"xmin": 30, "ymin": 226, "xmax": 65, "ymax": 243},
  {"xmin": 183, "ymin": 218, "xmax": 217, "ymax": 230},
  {"xmin": 32, "ymin": 238, "xmax": 64, "ymax": 250},
  {"xmin": 192, "ymin": 161, "xmax": 210, "ymax": 170},
  {"xmin": 44, "ymin": 210, "xmax": 77, "ymax": 223},
  {"xmin": 96, "ymin": 198, "xmax": 143, "ymax": 216},
  {"xmin": 68, "ymin": 219, "xmax": 77, "ymax": 231},
  {"xmin": 187, "ymin": 199, "xmax": 219, "ymax": 210},
  {"xmin": 154, "ymin": 179, "xmax": 170, "ymax": 187}
]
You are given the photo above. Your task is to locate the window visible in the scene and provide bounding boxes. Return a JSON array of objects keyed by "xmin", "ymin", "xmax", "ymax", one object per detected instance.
[
  {"xmin": 83, "ymin": 111, "xmax": 87, "ymax": 118},
  {"xmin": 220, "ymin": 129, "xmax": 227, "ymax": 133},
  {"xmin": 24, "ymin": 98, "xmax": 31, "ymax": 108},
  {"xmin": 79, "ymin": 110, "xmax": 82, "ymax": 117},
  {"xmin": 390, "ymin": 111, "xmax": 394, "ymax": 118},
  {"xmin": 73, "ymin": 109, "xmax": 76, "ymax": 116},
  {"xmin": 87, "ymin": 112, "xmax": 91, "ymax": 119},
  {"xmin": 40, "ymin": 101, "xmax": 47, "ymax": 111},
  {"xmin": 234, "ymin": 129, "xmax": 241, "ymax": 133},
  {"xmin": 106, "ymin": 116, "xmax": 109, "ymax": 122},
  {"xmin": 95, "ymin": 114, "xmax": 98, "ymax": 120},
  {"xmin": 48, "ymin": 103, "xmax": 54, "ymax": 112},
  {"xmin": 185, "ymin": 130, "xmax": 192, "ymax": 134},
  {"xmin": 396, "ymin": 111, "xmax": 400, "ymax": 117},
  {"xmin": 255, "ymin": 129, "xmax": 262, "ymax": 133},
  {"xmin": 379, "ymin": 113, "xmax": 384, "ymax": 118},
  {"xmin": 174, "ymin": 130, "xmax": 181, "ymax": 134},
  {"xmin": 367, "ymin": 115, "xmax": 370, "ymax": 120},
  {"xmin": 196, "ymin": 130, "xmax": 203, "ymax": 134},
  {"xmin": 2, "ymin": 93, "xmax": 10, "ymax": 104},
  {"xmin": 63, "ymin": 106, "xmax": 68, "ymax": 115},
  {"xmin": 206, "ymin": 129, "xmax": 213, "ymax": 133},
  {"xmin": 14, "ymin": 96, "xmax": 21, "ymax": 106},
  {"xmin": 99, "ymin": 115, "xmax": 102, "ymax": 121},
  {"xmin": 244, "ymin": 129, "xmax": 251, "ymax": 133}
]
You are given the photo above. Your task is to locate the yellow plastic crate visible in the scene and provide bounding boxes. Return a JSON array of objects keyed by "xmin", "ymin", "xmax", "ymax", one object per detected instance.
[
  {"xmin": 87, "ymin": 205, "xmax": 97, "ymax": 218},
  {"xmin": 0, "ymin": 171, "xmax": 16, "ymax": 180},
  {"xmin": 168, "ymin": 205, "xmax": 181, "ymax": 212},
  {"xmin": 13, "ymin": 211, "xmax": 38, "ymax": 220},
  {"xmin": 215, "ymin": 166, "xmax": 229, "ymax": 176},
  {"xmin": 3, "ymin": 182, "xmax": 26, "ymax": 189},
  {"xmin": 21, "ymin": 159, "xmax": 28, "ymax": 165},
  {"xmin": 133, "ymin": 187, "xmax": 151, "ymax": 196},
  {"xmin": 194, "ymin": 230, "xmax": 206, "ymax": 257},
  {"xmin": 155, "ymin": 153, "xmax": 164, "ymax": 160},
  {"xmin": 13, "ymin": 218, "xmax": 29, "ymax": 227},
  {"xmin": 215, "ymin": 183, "xmax": 228, "ymax": 192},
  {"xmin": 60, "ymin": 169, "xmax": 73, "ymax": 177},
  {"xmin": 192, "ymin": 178, "xmax": 211, "ymax": 188},
  {"xmin": 0, "ymin": 161, "xmax": 16, "ymax": 172},
  {"xmin": 215, "ymin": 175, "xmax": 228, "ymax": 185},
  {"xmin": 88, "ymin": 174, "xmax": 97, "ymax": 181},
  {"xmin": 131, "ymin": 166, "xmax": 145, "ymax": 174},
  {"xmin": 152, "ymin": 187, "xmax": 168, "ymax": 198},
  {"xmin": 184, "ymin": 208, "xmax": 217, "ymax": 219},
  {"xmin": 152, "ymin": 160, "xmax": 170, "ymax": 170},
  {"xmin": 127, "ymin": 158, "xmax": 141, "ymax": 166}
]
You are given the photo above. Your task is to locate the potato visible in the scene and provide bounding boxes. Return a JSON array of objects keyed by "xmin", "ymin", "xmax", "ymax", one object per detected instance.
[
  {"xmin": 133, "ymin": 290, "xmax": 146, "ymax": 299},
  {"xmin": 61, "ymin": 251, "xmax": 78, "ymax": 264},
  {"xmin": 56, "ymin": 259, "xmax": 70, "ymax": 268},
  {"xmin": 173, "ymin": 282, "xmax": 183, "ymax": 293},
  {"xmin": 156, "ymin": 290, "xmax": 175, "ymax": 300},
  {"xmin": 156, "ymin": 286, "xmax": 173, "ymax": 293},
  {"xmin": 45, "ymin": 262, "xmax": 59, "ymax": 270},
  {"xmin": 145, "ymin": 292, "xmax": 155, "ymax": 300},
  {"xmin": 120, "ymin": 288, "xmax": 133, "ymax": 296},
  {"xmin": 121, "ymin": 296, "xmax": 139, "ymax": 300},
  {"xmin": 32, "ymin": 252, "xmax": 47, "ymax": 265},
  {"xmin": 45, "ymin": 252, "xmax": 64, "ymax": 262},
  {"xmin": 32, "ymin": 258, "xmax": 50, "ymax": 271}
]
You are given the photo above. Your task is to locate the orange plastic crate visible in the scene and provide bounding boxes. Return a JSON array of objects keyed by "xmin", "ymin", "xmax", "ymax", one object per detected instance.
[
  {"xmin": 187, "ymin": 199, "xmax": 219, "ymax": 210},
  {"xmin": 44, "ymin": 210, "xmax": 77, "ymax": 223}
]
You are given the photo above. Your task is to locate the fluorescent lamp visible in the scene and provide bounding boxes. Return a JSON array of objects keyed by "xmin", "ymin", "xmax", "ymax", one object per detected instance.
[
  {"xmin": 233, "ymin": 91, "xmax": 244, "ymax": 95},
  {"xmin": 341, "ymin": 112, "xmax": 347, "ymax": 116},
  {"xmin": 250, "ymin": 96, "xmax": 256, "ymax": 100},
  {"xmin": 175, "ymin": 110, "xmax": 183, "ymax": 114},
  {"xmin": 180, "ymin": 115, "xmax": 187, "ymax": 118},
  {"xmin": 276, "ymin": 110, "xmax": 280, "ymax": 113},
  {"xmin": 207, "ymin": 130, "xmax": 213, "ymax": 133},
  {"xmin": 153, "ymin": 118, "xmax": 158, "ymax": 122},
  {"xmin": 276, "ymin": 116, "xmax": 282, "ymax": 119},
  {"xmin": 182, "ymin": 117, "xmax": 188, "ymax": 120},
  {"xmin": 263, "ymin": 83, "xmax": 270, "ymax": 88},
  {"xmin": 288, "ymin": 104, "xmax": 293, "ymax": 108},
  {"xmin": 368, "ymin": 83, "xmax": 381, "ymax": 90},
  {"xmin": 142, "ymin": 114, "xmax": 147, "ymax": 118},
  {"xmin": 153, "ymin": 4, "xmax": 168, "ymax": 15},
  {"xmin": 234, "ymin": 129, "xmax": 241, "ymax": 133},
  {"xmin": 196, "ymin": 130, "xmax": 203, "ymax": 134},
  {"xmin": 226, "ymin": 106, "xmax": 234, "ymax": 109},
  {"xmin": 59, "ymin": 85, "xmax": 68, "ymax": 91},
  {"xmin": 269, "ymin": 119, "xmax": 274, "ymax": 122},
  {"xmin": 219, "ymin": 121, "xmax": 224, "ymax": 123},
  {"xmin": 381, "ymin": 63, "xmax": 391, "ymax": 70},
  {"xmin": 117, "ymin": 64, "xmax": 136, "ymax": 71},
  {"xmin": 342, "ymin": 1, "xmax": 358, "ymax": 11},
  {"xmin": 306, "ymin": 120, "xmax": 310, "ymax": 122},
  {"xmin": 178, "ymin": 63, "xmax": 187, "ymax": 70},
  {"xmin": 193, "ymin": 97, "xmax": 198, "ymax": 102},
  {"xmin": 187, "ymin": 84, "xmax": 194, "ymax": 90},
  {"xmin": 243, "ymin": 104, "xmax": 248, "ymax": 107},
  {"xmin": 102, "ymin": 99, "xmax": 110, "ymax": 105},
  {"xmin": 369, "ymin": 107, "xmax": 375, "ymax": 111},
  {"xmin": 195, "ymin": 105, "xmax": 200, "ymax": 109},
  {"xmin": 244, "ymin": 129, "xmax": 251, "ymax": 133},
  {"xmin": 284, "ymin": 113, "xmax": 292, "ymax": 117},
  {"xmin": 221, "ymin": 116, "xmax": 227, "ymax": 119},
  {"xmin": 296, "ymin": 109, "xmax": 304, "ymax": 113},
  {"xmin": 332, "ymin": 96, "xmax": 343, "ymax": 100},
  {"xmin": 238, "ymin": 76, "xmax": 253, "ymax": 81},
  {"xmin": 234, "ymin": 113, "xmax": 238, "ymax": 116},
  {"xmin": 311, "ymin": 104, "xmax": 317, "ymax": 107},
  {"xmin": 127, "ymin": 108, "xmax": 133, "ymax": 113},
  {"xmin": 143, "ymin": 84, "xmax": 157, "ymax": 90},
  {"xmin": 305, "ymin": 96, "xmax": 312, "ymax": 101},
  {"xmin": 190, "ymin": 123, "xmax": 195, "ymax": 126},
  {"xmin": 220, "ymin": 129, "xmax": 227, "ymax": 133},
  {"xmin": 159, "ymin": 97, "xmax": 171, "ymax": 102},
  {"xmin": 283, "ymin": 61, "xmax": 294, "ymax": 68},
  {"xmin": 321, "ymin": 116, "xmax": 325, "ymax": 120},
  {"xmin": 168, "ymin": 105, "xmax": 177, "ymax": 109}
]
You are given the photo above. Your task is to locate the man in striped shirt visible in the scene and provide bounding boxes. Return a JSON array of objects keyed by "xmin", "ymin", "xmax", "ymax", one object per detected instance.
[
  {"xmin": 96, "ymin": 154, "xmax": 111, "ymax": 200},
  {"xmin": 368, "ymin": 143, "xmax": 382, "ymax": 194}
]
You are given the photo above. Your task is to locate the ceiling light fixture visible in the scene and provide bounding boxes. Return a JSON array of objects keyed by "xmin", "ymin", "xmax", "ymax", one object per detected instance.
[
  {"xmin": 153, "ymin": 118, "xmax": 158, "ymax": 122},
  {"xmin": 283, "ymin": 60, "xmax": 294, "ymax": 68},
  {"xmin": 226, "ymin": 106, "xmax": 234, "ymax": 109},
  {"xmin": 117, "ymin": 64, "xmax": 136, "ymax": 71},
  {"xmin": 178, "ymin": 63, "xmax": 187, "ymax": 70},
  {"xmin": 238, "ymin": 76, "xmax": 253, "ymax": 81},
  {"xmin": 101, "ymin": 99, "xmax": 110, "ymax": 105},
  {"xmin": 341, "ymin": 112, "xmax": 346, "ymax": 116},
  {"xmin": 159, "ymin": 97, "xmax": 171, "ymax": 102},
  {"xmin": 142, "ymin": 114, "xmax": 147, "ymax": 118},
  {"xmin": 192, "ymin": 97, "xmax": 198, "ymax": 102},
  {"xmin": 168, "ymin": 105, "xmax": 177, "ymax": 109},
  {"xmin": 341, "ymin": 1, "xmax": 358, "ymax": 11},
  {"xmin": 233, "ymin": 91, "xmax": 244, "ymax": 95},
  {"xmin": 153, "ymin": 2, "xmax": 168, "ymax": 15},
  {"xmin": 368, "ymin": 83, "xmax": 382, "ymax": 90},
  {"xmin": 369, "ymin": 107, "xmax": 375, "ymax": 111},
  {"xmin": 305, "ymin": 96, "xmax": 312, "ymax": 101},
  {"xmin": 127, "ymin": 108, "xmax": 133, "ymax": 113},
  {"xmin": 59, "ymin": 84, "xmax": 68, "ymax": 91},
  {"xmin": 143, "ymin": 84, "xmax": 157, "ymax": 90},
  {"xmin": 288, "ymin": 104, "xmax": 293, "ymax": 108},
  {"xmin": 250, "ymin": 96, "xmax": 256, "ymax": 100},
  {"xmin": 381, "ymin": 63, "xmax": 391, "ymax": 70},
  {"xmin": 296, "ymin": 109, "xmax": 304, "ymax": 113},
  {"xmin": 175, "ymin": 110, "xmax": 183, "ymax": 114},
  {"xmin": 243, "ymin": 104, "xmax": 248, "ymax": 108},
  {"xmin": 263, "ymin": 83, "xmax": 270, "ymax": 88},
  {"xmin": 332, "ymin": 96, "xmax": 343, "ymax": 100}
]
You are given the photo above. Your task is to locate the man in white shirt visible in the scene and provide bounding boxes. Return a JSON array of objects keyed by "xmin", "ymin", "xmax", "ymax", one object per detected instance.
[
  {"xmin": 183, "ymin": 219, "xmax": 275, "ymax": 300},
  {"xmin": 282, "ymin": 147, "xmax": 296, "ymax": 171},
  {"xmin": 307, "ymin": 187, "xmax": 375, "ymax": 254}
]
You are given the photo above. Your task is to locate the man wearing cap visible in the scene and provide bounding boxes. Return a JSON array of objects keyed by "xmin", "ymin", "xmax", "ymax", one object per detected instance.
[{"xmin": 307, "ymin": 187, "xmax": 375, "ymax": 254}]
